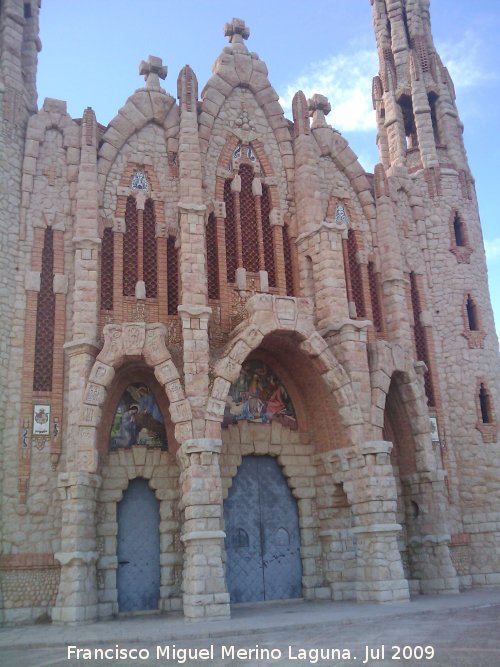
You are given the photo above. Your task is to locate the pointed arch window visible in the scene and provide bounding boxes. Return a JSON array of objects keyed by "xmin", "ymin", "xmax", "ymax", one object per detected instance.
[
  {"xmin": 261, "ymin": 183, "xmax": 276, "ymax": 288},
  {"xmin": 220, "ymin": 144, "xmax": 295, "ymax": 296},
  {"xmin": 101, "ymin": 227, "xmax": 114, "ymax": 311},
  {"xmin": 143, "ymin": 199, "xmax": 158, "ymax": 298},
  {"xmin": 123, "ymin": 195, "xmax": 138, "ymax": 297},
  {"xmin": 239, "ymin": 164, "xmax": 260, "ymax": 273},
  {"xmin": 463, "ymin": 293, "xmax": 485, "ymax": 348},
  {"xmin": 479, "ymin": 383, "xmax": 492, "ymax": 424},
  {"xmin": 33, "ymin": 227, "xmax": 55, "ymax": 392},
  {"xmin": 466, "ymin": 294, "xmax": 478, "ymax": 331},
  {"xmin": 454, "ymin": 213, "xmax": 465, "ymax": 247},
  {"xmin": 368, "ymin": 261, "xmax": 383, "ymax": 333},
  {"xmin": 476, "ymin": 381, "xmax": 498, "ymax": 443},
  {"xmin": 282, "ymin": 223, "xmax": 294, "ymax": 297},
  {"xmin": 206, "ymin": 212, "xmax": 219, "ymax": 300},
  {"xmin": 410, "ymin": 272, "xmax": 435, "ymax": 407},
  {"xmin": 450, "ymin": 210, "xmax": 472, "ymax": 263},
  {"xmin": 345, "ymin": 229, "xmax": 366, "ymax": 318},
  {"xmin": 400, "ymin": 95, "xmax": 418, "ymax": 150},
  {"xmin": 224, "ymin": 179, "xmax": 237, "ymax": 283}
]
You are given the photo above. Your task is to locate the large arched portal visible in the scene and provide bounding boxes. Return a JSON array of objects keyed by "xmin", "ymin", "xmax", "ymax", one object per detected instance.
[{"xmin": 224, "ymin": 455, "xmax": 302, "ymax": 603}]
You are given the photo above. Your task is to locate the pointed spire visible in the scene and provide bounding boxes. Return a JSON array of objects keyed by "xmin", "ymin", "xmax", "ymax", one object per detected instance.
[
  {"xmin": 177, "ymin": 65, "xmax": 198, "ymax": 112},
  {"xmin": 139, "ymin": 55, "xmax": 167, "ymax": 90},
  {"xmin": 292, "ymin": 91, "xmax": 310, "ymax": 137},
  {"xmin": 224, "ymin": 18, "xmax": 250, "ymax": 45}
]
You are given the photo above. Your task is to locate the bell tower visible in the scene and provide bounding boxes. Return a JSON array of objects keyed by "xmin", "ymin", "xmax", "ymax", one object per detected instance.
[
  {"xmin": 371, "ymin": 0, "xmax": 500, "ymax": 582},
  {"xmin": 371, "ymin": 0, "xmax": 469, "ymax": 175}
]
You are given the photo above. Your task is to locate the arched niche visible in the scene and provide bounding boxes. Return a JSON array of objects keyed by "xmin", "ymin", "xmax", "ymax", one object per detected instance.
[{"xmin": 97, "ymin": 361, "xmax": 176, "ymax": 459}]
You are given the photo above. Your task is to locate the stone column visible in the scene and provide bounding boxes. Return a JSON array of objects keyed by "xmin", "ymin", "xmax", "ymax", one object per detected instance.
[
  {"xmin": 177, "ymin": 438, "xmax": 230, "ymax": 621},
  {"xmin": 404, "ymin": 471, "xmax": 459, "ymax": 594},
  {"xmin": 52, "ymin": 472, "xmax": 101, "ymax": 623},
  {"xmin": 344, "ymin": 441, "xmax": 410, "ymax": 602}
]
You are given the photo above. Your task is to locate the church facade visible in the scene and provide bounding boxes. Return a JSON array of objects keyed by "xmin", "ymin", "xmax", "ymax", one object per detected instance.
[{"xmin": 1, "ymin": 0, "xmax": 500, "ymax": 624}]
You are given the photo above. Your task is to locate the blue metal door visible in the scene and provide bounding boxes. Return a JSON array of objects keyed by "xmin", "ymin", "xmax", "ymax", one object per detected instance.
[
  {"xmin": 117, "ymin": 478, "xmax": 160, "ymax": 612},
  {"xmin": 224, "ymin": 456, "xmax": 302, "ymax": 603}
]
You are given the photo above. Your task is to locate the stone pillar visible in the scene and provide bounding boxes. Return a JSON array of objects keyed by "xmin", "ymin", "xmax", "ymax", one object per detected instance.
[
  {"xmin": 177, "ymin": 438, "xmax": 230, "ymax": 621},
  {"xmin": 178, "ymin": 306, "xmax": 212, "ymax": 439},
  {"xmin": 344, "ymin": 441, "xmax": 410, "ymax": 602},
  {"xmin": 52, "ymin": 472, "xmax": 101, "ymax": 623},
  {"xmin": 404, "ymin": 471, "xmax": 459, "ymax": 594},
  {"xmin": 323, "ymin": 320, "xmax": 372, "ymax": 425}
]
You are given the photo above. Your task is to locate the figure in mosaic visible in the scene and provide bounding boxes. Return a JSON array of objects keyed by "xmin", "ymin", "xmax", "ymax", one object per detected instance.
[{"xmin": 223, "ymin": 360, "xmax": 297, "ymax": 430}]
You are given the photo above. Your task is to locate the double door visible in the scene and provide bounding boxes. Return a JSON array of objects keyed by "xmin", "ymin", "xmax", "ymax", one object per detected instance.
[{"xmin": 224, "ymin": 456, "xmax": 302, "ymax": 603}]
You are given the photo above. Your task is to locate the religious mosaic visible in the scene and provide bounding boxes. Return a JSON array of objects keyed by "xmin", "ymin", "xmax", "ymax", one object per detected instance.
[
  {"xmin": 110, "ymin": 383, "xmax": 167, "ymax": 449},
  {"xmin": 223, "ymin": 360, "xmax": 298, "ymax": 430}
]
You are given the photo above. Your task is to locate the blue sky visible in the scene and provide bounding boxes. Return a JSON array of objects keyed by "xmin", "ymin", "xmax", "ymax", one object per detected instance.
[{"xmin": 36, "ymin": 1, "xmax": 500, "ymax": 332}]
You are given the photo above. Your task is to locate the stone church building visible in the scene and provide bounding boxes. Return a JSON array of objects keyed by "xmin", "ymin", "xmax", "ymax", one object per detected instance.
[{"xmin": 1, "ymin": 0, "xmax": 500, "ymax": 624}]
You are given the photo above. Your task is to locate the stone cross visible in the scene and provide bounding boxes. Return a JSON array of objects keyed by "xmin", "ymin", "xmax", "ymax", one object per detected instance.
[
  {"xmin": 308, "ymin": 94, "xmax": 331, "ymax": 129},
  {"xmin": 224, "ymin": 18, "xmax": 250, "ymax": 44},
  {"xmin": 43, "ymin": 164, "xmax": 61, "ymax": 186},
  {"xmin": 139, "ymin": 55, "xmax": 168, "ymax": 90}
]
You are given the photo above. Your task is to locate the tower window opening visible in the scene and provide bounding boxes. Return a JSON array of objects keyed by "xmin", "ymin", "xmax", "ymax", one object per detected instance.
[
  {"xmin": 24, "ymin": 3, "xmax": 32, "ymax": 18},
  {"xmin": 479, "ymin": 383, "xmax": 492, "ymax": 424},
  {"xmin": 453, "ymin": 213, "xmax": 465, "ymax": 247},
  {"xmin": 400, "ymin": 96, "xmax": 418, "ymax": 150},
  {"xmin": 466, "ymin": 295, "xmax": 479, "ymax": 331},
  {"xmin": 428, "ymin": 93, "xmax": 440, "ymax": 145}
]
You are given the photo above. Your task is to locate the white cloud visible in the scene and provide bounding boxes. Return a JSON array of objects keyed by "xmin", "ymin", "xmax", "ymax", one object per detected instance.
[
  {"xmin": 437, "ymin": 30, "xmax": 497, "ymax": 90},
  {"xmin": 278, "ymin": 30, "xmax": 495, "ymax": 137},
  {"xmin": 485, "ymin": 238, "xmax": 500, "ymax": 263},
  {"xmin": 279, "ymin": 49, "xmax": 378, "ymax": 133}
]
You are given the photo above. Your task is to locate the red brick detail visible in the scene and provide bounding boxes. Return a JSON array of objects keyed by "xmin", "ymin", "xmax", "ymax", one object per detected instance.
[
  {"xmin": 167, "ymin": 236, "xmax": 179, "ymax": 316},
  {"xmin": 282, "ymin": 224, "xmax": 295, "ymax": 297},
  {"xmin": 0, "ymin": 553, "xmax": 57, "ymax": 569},
  {"xmin": 206, "ymin": 212, "xmax": 219, "ymax": 300},
  {"xmin": 450, "ymin": 533, "xmax": 471, "ymax": 546},
  {"xmin": 33, "ymin": 227, "xmax": 55, "ymax": 392},
  {"xmin": 123, "ymin": 196, "xmax": 138, "ymax": 296},
  {"xmin": 410, "ymin": 272, "xmax": 435, "ymax": 407},
  {"xmin": 239, "ymin": 164, "xmax": 259, "ymax": 273},
  {"xmin": 347, "ymin": 229, "xmax": 365, "ymax": 318},
  {"xmin": 261, "ymin": 184, "xmax": 276, "ymax": 287},
  {"xmin": 224, "ymin": 179, "xmax": 237, "ymax": 282},
  {"xmin": 143, "ymin": 198, "xmax": 158, "ymax": 298},
  {"xmin": 100, "ymin": 227, "xmax": 114, "ymax": 310}
]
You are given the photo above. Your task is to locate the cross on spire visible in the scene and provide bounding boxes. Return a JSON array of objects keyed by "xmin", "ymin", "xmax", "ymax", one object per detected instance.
[
  {"xmin": 308, "ymin": 94, "xmax": 331, "ymax": 128},
  {"xmin": 224, "ymin": 18, "xmax": 250, "ymax": 45},
  {"xmin": 139, "ymin": 55, "xmax": 168, "ymax": 89}
]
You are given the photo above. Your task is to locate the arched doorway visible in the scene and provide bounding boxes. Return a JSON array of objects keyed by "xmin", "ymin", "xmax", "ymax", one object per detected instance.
[
  {"xmin": 224, "ymin": 456, "xmax": 302, "ymax": 603},
  {"xmin": 117, "ymin": 478, "xmax": 160, "ymax": 612}
]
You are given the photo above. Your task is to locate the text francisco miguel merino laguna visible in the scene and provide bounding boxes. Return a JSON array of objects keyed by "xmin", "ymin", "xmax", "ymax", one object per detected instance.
[{"xmin": 67, "ymin": 643, "xmax": 436, "ymax": 663}]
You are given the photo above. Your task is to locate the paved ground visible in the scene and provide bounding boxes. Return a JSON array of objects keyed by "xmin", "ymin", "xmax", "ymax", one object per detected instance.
[{"xmin": 1, "ymin": 588, "xmax": 499, "ymax": 667}]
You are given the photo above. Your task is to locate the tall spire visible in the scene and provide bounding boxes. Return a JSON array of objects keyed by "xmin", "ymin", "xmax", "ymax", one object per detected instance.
[{"xmin": 371, "ymin": 0, "xmax": 468, "ymax": 174}]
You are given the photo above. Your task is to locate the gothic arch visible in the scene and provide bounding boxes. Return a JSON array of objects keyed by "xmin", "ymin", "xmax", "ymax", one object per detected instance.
[
  {"xmin": 369, "ymin": 340, "xmax": 437, "ymax": 473},
  {"xmin": 207, "ymin": 294, "xmax": 364, "ymax": 449},
  {"xmin": 97, "ymin": 90, "xmax": 179, "ymax": 199},
  {"xmin": 75, "ymin": 323, "xmax": 191, "ymax": 473}
]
